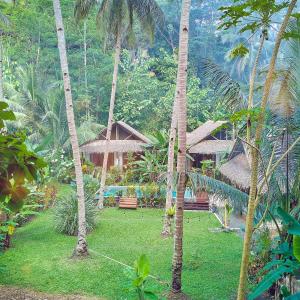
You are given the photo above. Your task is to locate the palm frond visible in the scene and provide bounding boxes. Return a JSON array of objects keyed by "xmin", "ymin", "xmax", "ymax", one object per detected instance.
[
  {"xmin": 262, "ymin": 19, "xmax": 300, "ymax": 197},
  {"xmin": 129, "ymin": 0, "xmax": 164, "ymax": 44},
  {"xmin": 76, "ymin": 0, "xmax": 163, "ymax": 47},
  {"xmin": 201, "ymin": 58, "xmax": 246, "ymax": 111},
  {"xmin": 74, "ymin": 0, "xmax": 97, "ymax": 21},
  {"xmin": 188, "ymin": 172, "xmax": 248, "ymax": 211},
  {"xmin": 77, "ymin": 120, "xmax": 104, "ymax": 145},
  {"xmin": 271, "ymin": 70, "xmax": 295, "ymax": 118}
]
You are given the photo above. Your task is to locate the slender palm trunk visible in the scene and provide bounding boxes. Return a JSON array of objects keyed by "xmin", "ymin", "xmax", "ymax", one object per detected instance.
[
  {"xmin": 237, "ymin": 1, "xmax": 297, "ymax": 298},
  {"xmin": 246, "ymin": 34, "xmax": 265, "ymax": 143},
  {"xmin": 170, "ymin": 0, "xmax": 191, "ymax": 295},
  {"xmin": 84, "ymin": 21, "xmax": 88, "ymax": 93},
  {"xmin": 98, "ymin": 29, "xmax": 121, "ymax": 208},
  {"xmin": 83, "ymin": 20, "xmax": 89, "ymax": 120},
  {"xmin": 53, "ymin": 0, "xmax": 88, "ymax": 257},
  {"xmin": 162, "ymin": 99, "xmax": 177, "ymax": 237},
  {"xmin": 0, "ymin": 37, "xmax": 4, "ymax": 100}
]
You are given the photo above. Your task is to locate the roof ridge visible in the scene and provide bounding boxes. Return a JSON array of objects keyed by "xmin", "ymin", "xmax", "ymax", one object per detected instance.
[{"xmin": 187, "ymin": 120, "xmax": 228, "ymax": 147}]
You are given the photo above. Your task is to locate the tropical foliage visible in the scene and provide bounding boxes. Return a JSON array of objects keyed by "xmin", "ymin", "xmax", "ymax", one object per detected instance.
[{"xmin": 2, "ymin": 0, "xmax": 300, "ymax": 299}]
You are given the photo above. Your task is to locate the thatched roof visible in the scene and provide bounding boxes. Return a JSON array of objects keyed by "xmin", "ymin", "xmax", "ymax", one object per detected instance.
[
  {"xmin": 187, "ymin": 120, "xmax": 228, "ymax": 146},
  {"xmin": 80, "ymin": 140, "xmax": 146, "ymax": 154},
  {"xmin": 219, "ymin": 153, "xmax": 251, "ymax": 190},
  {"xmin": 80, "ymin": 121, "xmax": 151, "ymax": 154},
  {"xmin": 98, "ymin": 121, "xmax": 151, "ymax": 144},
  {"xmin": 189, "ymin": 140, "xmax": 235, "ymax": 154}
]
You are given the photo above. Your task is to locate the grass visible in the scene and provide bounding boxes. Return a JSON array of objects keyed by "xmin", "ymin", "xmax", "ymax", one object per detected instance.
[{"xmin": 0, "ymin": 208, "xmax": 242, "ymax": 299}]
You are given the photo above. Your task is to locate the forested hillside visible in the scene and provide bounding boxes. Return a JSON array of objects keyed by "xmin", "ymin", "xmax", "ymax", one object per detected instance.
[
  {"xmin": 2, "ymin": 0, "xmax": 300, "ymax": 299},
  {"xmin": 2, "ymin": 0, "xmax": 268, "ymax": 146}
]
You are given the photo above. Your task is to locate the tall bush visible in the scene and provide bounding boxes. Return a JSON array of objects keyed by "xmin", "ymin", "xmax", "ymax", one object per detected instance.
[{"xmin": 54, "ymin": 189, "xmax": 96, "ymax": 236}]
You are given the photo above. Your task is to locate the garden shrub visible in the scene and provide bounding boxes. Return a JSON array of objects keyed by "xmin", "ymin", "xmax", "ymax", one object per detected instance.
[
  {"xmin": 104, "ymin": 196, "xmax": 116, "ymax": 207},
  {"xmin": 248, "ymin": 227, "xmax": 272, "ymax": 284},
  {"xmin": 127, "ymin": 186, "xmax": 136, "ymax": 197},
  {"xmin": 106, "ymin": 166, "xmax": 123, "ymax": 185},
  {"xmin": 139, "ymin": 184, "xmax": 165, "ymax": 208},
  {"xmin": 83, "ymin": 174, "xmax": 99, "ymax": 202},
  {"xmin": 47, "ymin": 150, "xmax": 75, "ymax": 183},
  {"xmin": 54, "ymin": 189, "xmax": 96, "ymax": 236},
  {"xmin": 81, "ymin": 159, "xmax": 96, "ymax": 175},
  {"xmin": 42, "ymin": 182, "xmax": 59, "ymax": 208}
]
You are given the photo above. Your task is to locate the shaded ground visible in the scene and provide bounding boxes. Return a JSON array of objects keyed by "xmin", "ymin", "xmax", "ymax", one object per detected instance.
[
  {"xmin": 0, "ymin": 209, "xmax": 242, "ymax": 299},
  {"xmin": 0, "ymin": 285, "xmax": 103, "ymax": 300}
]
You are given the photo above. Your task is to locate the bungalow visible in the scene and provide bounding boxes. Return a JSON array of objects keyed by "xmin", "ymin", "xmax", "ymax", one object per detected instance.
[
  {"xmin": 187, "ymin": 120, "xmax": 235, "ymax": 170},
  {"xmin": 185, "ymin": 120, "xmax": 235, "ymax": 210},
  {"xmin": 80, "ymin": 121, "xmax": 151, "ymax": 170}
]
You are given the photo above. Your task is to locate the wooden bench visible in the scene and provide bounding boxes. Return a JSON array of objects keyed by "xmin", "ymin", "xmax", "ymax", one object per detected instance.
[{"xmin": 119, "ymin": 197, "xmax": 138, "ymax": 209}]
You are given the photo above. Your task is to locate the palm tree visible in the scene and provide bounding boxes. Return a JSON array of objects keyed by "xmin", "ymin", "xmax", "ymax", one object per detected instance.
[
  {"xmin": 237, "ymin": 1, "xmax": 298, "ymax": 298},
  {"xmin": 53, "ymin": 0, "xmax": 88, "ymax": 257},
  {"xmin": 0, "ymin": 35, "xmax": 4, "ymax": 100},
  {"xmin": 5, "ymin": 64, "xmax": 101, "ymax": 149},
  {"xmin": 219, "ymin": 0, "xmax": 291, "ymax": 145},
  {"xmin": 169, "ymin": 0, "xmax": 191, "ymax": 297},
  {"xmin": 246, "ymin": 33, "xmax": 266, "ymax": 143},
  {"xmin": 162, "ymin": 99, "xmax": 177, "ymax": 237},
  {"xmin": 0, "ymin": 7, "xmax": 10, "ymax": 100},
  {"xmin": 75, "ymin": 0, "xmax": 164, "ymax": 208}
]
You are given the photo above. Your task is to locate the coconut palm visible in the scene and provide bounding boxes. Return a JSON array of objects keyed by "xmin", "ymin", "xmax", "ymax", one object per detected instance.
[
  {"xmin": 0, "ymin": 4, "xmax": 10, "ymax": 100},
  {"xmin": 258, "ymin": 18, "xmax": 300, "ymax": 222},
  {"xmin": 219, "ymin": 0, "xmax": 292, "ymax": 144},
  {"xmin": 169, "ymin": 0, "xmax": 191, "ymax": 297},
  {"xmin": 5, "ymin": 65, "xmax": 69, "ymax": 147},
  {"xmin": 237, "ymin": 1, "xmax": 298, "ymax": 298},
  {"xmin": 201, "ymin": 14, "xmax": 300, "ymax": 297},
  {"xmin": 5, "ymin": 64, "xmax": 101, "ymax": 150},
  {"xmin": 53, "ymin": 0, "xmax": 88, "ymax": 257},
  {"xmin": 162, "ymin": 101, "xmax": 177, "ymax": 237},
  {"xmin": 75, "ymin": 0, "xmax": 164, "ymax": 208}
]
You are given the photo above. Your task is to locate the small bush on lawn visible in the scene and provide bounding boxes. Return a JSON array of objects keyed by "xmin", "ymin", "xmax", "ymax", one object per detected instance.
[
  {"xmin": 54, "ymin": 189, "xmax": 96, "ymax": 236},
  {"xmin": 83, "ymin": 174, "xmax": 99, "ymax": 203}
]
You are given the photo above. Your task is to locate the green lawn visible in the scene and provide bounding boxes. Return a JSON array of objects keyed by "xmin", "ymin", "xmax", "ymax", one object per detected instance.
[{"xmin": 0, "ymin": 208, "xmax": 242, "ymax": 299}]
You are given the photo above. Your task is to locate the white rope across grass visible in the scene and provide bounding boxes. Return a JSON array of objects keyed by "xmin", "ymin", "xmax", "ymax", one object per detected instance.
[{"xmin": 89, "ymin": 249, "xmax": 169, "ymax": 287}]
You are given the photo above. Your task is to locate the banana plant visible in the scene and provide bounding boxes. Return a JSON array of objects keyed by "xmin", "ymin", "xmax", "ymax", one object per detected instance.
[
  {"xmin": 125, "ymin": 254, "xmax": 158, "ymax": 300},
  {"xmin": 248, "ymin": 207, "xmax": 300, "ymax": 300}
]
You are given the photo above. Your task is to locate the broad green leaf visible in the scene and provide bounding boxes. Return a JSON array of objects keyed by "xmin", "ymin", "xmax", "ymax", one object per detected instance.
[
  {"xmin": 277, "ymin": 207, "xmax": 300, "ymax": 235},
  {"xmin": 281, "ymin": 285, "xmax": 291, "ymax": 297},
  {"xmin": 144, "ymin": 290, "xmax": 159, "ymax": 300},
  {"xmin": 137, "ymin": 254, "xmax": 150, "ymax": 279},
  {"xmin": 293, "ymin": 236, "xmax": 300, "ymax": 262},
  {"xmin": 0, "ymin": 110, "xmax": 15, "ymax": 121},
  {"xmin": 262, "ymin": 259, "xmax": 285, "ymax": 272},
  {"xmin": 0, "ymin": 102, "xmax": 8, "ymax": 109},
  {"xmin": 248, "ymin": 265, "xmax": 293, "ymax": 300},
  {"xmin": 229, "ymin": 44, "xmax": 249, "ymax": 59},
  {"xmin": 132, "ymin": 276, "xmax": 144, "ymax": 288}
]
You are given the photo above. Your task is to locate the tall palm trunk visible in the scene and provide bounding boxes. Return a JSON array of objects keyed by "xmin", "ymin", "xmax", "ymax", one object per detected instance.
[
  {"xmin": 170, "ymin": 0, "xmax": 191, "ymax": 295},
  {"xmin": 53, "ymin": 0, "xmax": 88, "ymax": 257},
  {"xmin": 83, "ymin": 20, "xmax": 89, "ymax": 119},
  {"xmin": 0, "ymin": 37, "xmax": 4, "ymax": 100},
  {"xmin": 237, "ymin": 1, "xmax": 297, "ymax": 298},
  {"xmin": 98, "ymin": 29, "xmax": 121, "ymax": 208},
  {"xmin": 246, "ymin": 34, "xmax": 265, "ymax": 143},
  {"xmin": 162, "ymin": 99, "xmax": 177, "ymax": 237},
  {"xmin": 84, "ymin": 20, "xmax": 88, "ymax": 93}
]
